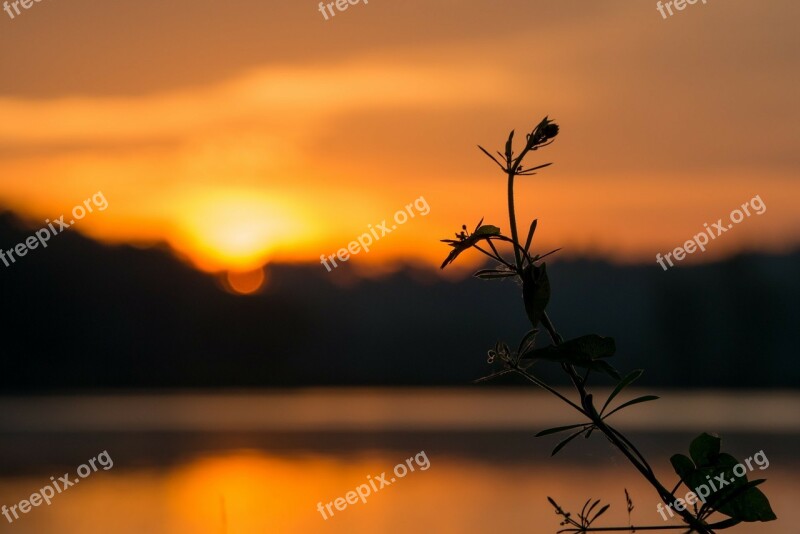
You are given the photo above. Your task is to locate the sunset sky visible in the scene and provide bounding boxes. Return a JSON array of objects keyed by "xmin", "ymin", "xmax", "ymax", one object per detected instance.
[{"xmin": 1, "ymin": 0, "xmax": 798, "ymax": 279}]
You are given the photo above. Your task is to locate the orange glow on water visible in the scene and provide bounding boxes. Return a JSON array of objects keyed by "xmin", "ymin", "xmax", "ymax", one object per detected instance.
[{"xmin": 0, "ymin": 449, "xmax": 796, "ymax": 533}]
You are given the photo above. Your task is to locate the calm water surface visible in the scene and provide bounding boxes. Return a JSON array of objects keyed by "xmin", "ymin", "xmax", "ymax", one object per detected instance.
[{"xmin": 0, "ymin": 390, "xmax": 797, "ymax": 533}]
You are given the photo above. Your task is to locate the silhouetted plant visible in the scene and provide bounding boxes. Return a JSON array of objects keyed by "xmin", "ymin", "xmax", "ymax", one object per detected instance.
[{"xmin": 440, "ymin": 117, "xmax": 776, "ymax": 533}]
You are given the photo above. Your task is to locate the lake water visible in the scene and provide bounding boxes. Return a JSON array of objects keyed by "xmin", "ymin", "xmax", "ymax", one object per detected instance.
[{"xmin": 0, "ymin": 390, "xmax": 797, "ymax": 533}]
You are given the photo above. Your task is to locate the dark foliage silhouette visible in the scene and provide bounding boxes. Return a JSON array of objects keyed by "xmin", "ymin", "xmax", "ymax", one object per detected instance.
[{"xmin": 440, "ymin": 117, "xmax": 777, "ymax": 532}]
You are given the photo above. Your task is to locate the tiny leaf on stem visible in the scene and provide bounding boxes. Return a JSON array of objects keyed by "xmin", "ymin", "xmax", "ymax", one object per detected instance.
[
  {"xmin": 505, "ymin": 130, "xmax": 515, "ymax": 161},
  {"xmin": 524, "ymin": 219, "xmax": 538, "ymax": 255},
  {"xmin": 474, "ymin": 225, "xmax": 501, "ymax": 236}
]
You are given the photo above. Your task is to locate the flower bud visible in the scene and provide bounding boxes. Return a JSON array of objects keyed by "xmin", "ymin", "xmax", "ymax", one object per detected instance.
[{"xmin": 542, "ymin": 122, "xmax": 559, "ymax": 140}]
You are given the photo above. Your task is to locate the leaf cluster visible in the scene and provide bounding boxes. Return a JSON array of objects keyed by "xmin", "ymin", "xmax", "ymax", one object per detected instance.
[{"xmin": 670, "ymin": 433, "xmax": 776, "ymax": 524}]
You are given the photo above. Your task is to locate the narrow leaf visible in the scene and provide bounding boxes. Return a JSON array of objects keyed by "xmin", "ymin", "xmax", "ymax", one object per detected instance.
[
  {"xmin": 586, "ymin": 499, "xmax": 601, "ymax": 519},
  {"xmin": 551, "ymin": 427, "xmax": 586, "ymax": 456},
  {"xmin": 477, "ymin": 145, "xmax": 506, "ymax": 171},
  {"xmin": 603, "ymin": 395, "xmax": 659, "ymax": 418},
  {"xmin": 591, "ymin": 504, "xmax": 610, "ymax": 523},
  {"xmin": 580, "ymin": 498, "xmax": 592, "ymax": 519},
  {"xmin": 592, "ymin": 360, "xmax": 621, "ymax": 380},
  {"xmin": 505, "ymin": 130, "xmax": 515, "ymax": 160},
  {"xmin": 524, "ymin": 219, "xmax": 538, "ymax": 254},
  {"xmin": 601, "ymin": 369, "xmax": 644, "ymax": 415},
  {"xmin": 473, "ymin": 369, "xmax": 513, "ymax": 384},
  {"xmin": 535, "ymin": 423, "xmax": 588, "ymax": 437},
  {"xmin": 523, "ymin": 162, "xmax": 553, "ymax": 172},
  {"xmin": 516, "ymin": 329, "xmax": 537, "ymax": 355},
  {"xmin": 473, "ymin": 269, "xmax": 516, "ymax": 280},
  {"xmin": 536, "ymin": 247, "xmax": 562, "ymax": 261}
]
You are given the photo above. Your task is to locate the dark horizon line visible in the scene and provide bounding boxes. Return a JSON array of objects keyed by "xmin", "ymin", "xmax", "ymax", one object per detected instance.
[{"xmin": 2, "ymin": 208, "xmax": 797, "ymax": 277}]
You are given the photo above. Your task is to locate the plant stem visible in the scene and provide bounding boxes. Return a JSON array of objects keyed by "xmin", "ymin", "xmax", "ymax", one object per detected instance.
[
  {"xmin": 507, "ymin": 169, "xmax": 522, "ymax": 270},
  {"xmin": 505, "ymin": 133, "xmax": 540, "ymax": 271}
]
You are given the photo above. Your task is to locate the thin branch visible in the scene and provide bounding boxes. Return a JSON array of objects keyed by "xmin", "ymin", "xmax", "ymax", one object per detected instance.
[
  {"xmin": 485, "ymin": 239, "xmax": 512, "ymax": 269},
  {"xmin": 605, "ymin": 423, "xmax": 654, "ymax": 474},
  {"xmin": 473, "ymin": 244, "xmax": 515, "ymax": 270},
  {"xmin": 507, "ymin": 169, "xmax": 522, "ymax": 270},
  {"xmin": 473, "ymin": 368, "xmax": 514, "ymax": 384}
]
